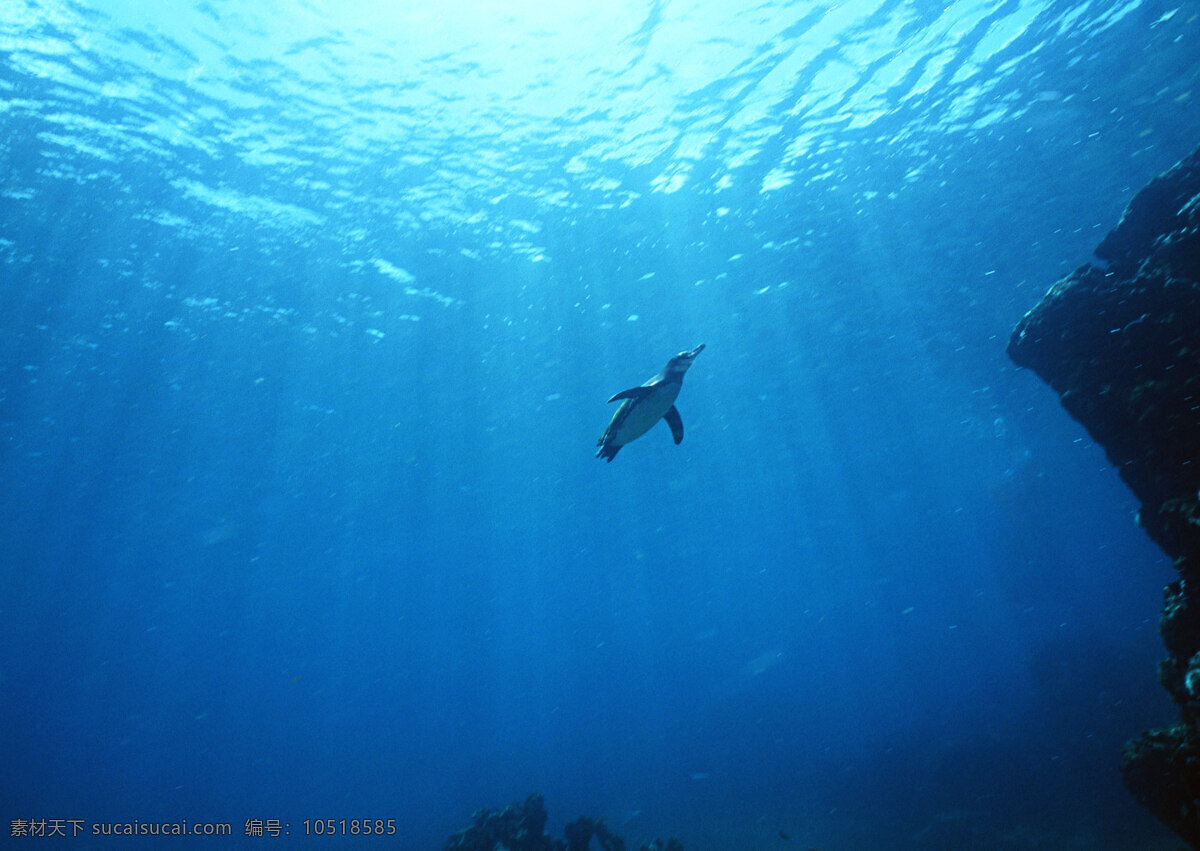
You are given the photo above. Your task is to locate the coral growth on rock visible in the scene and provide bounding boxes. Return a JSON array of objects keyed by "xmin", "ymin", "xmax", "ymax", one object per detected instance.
[{"xmin": 1008, "ymin": 143, "xmax": 1200, "ymax": 848}]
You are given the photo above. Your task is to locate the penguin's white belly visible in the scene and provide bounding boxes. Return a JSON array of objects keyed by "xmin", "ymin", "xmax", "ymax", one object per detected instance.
[{"xmin": 610, "ymin": 385, "xmax": 680, "ymax": 445}]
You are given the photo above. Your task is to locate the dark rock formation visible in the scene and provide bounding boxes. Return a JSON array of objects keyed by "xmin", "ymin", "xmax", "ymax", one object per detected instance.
[
  {"xmin": 444, "ymin": 794, "xmax": 554, "ymax": 851},
  {"xmin": 1008, "ymin": 143, "xmax": 1200, "ymax": 847},
  {"xmin": 443, "ymin": 793, "xmax": 681, "ymax": 851}
]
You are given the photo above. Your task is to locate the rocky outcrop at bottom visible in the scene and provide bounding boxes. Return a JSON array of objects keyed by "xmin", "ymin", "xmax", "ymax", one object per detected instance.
[
  {"xmin": 1121, "ymin": 726, "xmax": 1200, "ymax": 847},
  {"xmin": 1008, "ymin": 142, "xmax": 1200, "ymax": 847},
  {"xmin": 443, "ymin": 793, "xmax": 683, "ymax": 851}
]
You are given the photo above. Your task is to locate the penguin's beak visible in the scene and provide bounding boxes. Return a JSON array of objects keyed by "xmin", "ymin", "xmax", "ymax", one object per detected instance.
[{"xmin": 666, "ymin": 344, "xmax": 705, "ymax": 375}]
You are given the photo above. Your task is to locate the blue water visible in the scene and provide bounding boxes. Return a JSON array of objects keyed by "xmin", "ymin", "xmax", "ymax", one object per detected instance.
[{"xmin": 3, "ymin": 0, "xmax": 1199, "ymax": 847}]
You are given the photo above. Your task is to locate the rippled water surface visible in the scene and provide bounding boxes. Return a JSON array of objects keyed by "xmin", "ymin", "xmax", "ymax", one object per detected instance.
[{"xmin": 5, "ymin": 0, "xmax": 1193, "ymax": 267}]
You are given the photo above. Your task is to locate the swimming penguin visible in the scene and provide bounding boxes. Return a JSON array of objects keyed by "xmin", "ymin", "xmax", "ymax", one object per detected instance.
[{"xmin": 596, "ymin": 343, "xmax": 705, "ymax": 462}]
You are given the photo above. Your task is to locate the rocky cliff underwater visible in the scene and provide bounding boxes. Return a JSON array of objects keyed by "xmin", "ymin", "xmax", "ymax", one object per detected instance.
[{"xmin": 1009, "ymin": 143, "xmax": 1200, "ymax": 847}]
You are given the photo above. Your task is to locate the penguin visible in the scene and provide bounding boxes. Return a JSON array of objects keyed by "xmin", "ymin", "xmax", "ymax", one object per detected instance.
[{"xmin": 596, "ymin": 343, "xmax": 705, "ymax": 462}]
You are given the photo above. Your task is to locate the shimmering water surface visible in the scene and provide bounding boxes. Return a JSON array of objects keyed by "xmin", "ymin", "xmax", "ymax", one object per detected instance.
[{"xmin": 3, "ymin": 0, "xmax": 1200, "ymax": 847}]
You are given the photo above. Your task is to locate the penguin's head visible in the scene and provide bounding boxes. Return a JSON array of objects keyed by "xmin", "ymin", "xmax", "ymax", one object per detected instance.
[{"xmin": 665, "ymin": 343, "xmax": 705, "ymax": 376}]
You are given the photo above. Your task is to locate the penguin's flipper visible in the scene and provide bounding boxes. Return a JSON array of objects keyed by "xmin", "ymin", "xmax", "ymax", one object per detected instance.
[
  {"xmin": 607, "ymin": 386, "xmax": 655, "ymax": 404},
  {"xmin": 664, "ymin": 406, "xmax": 684, "ymax": 444}
]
